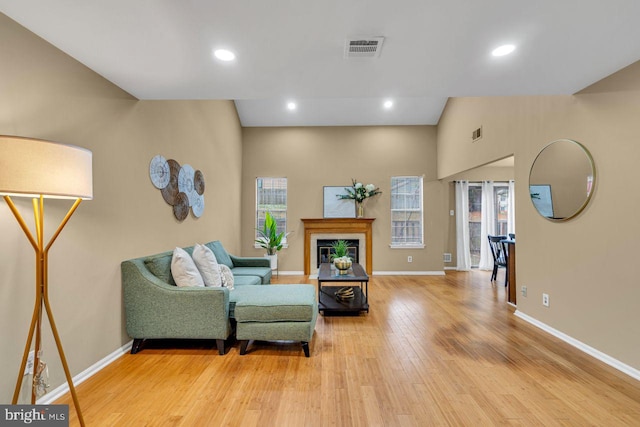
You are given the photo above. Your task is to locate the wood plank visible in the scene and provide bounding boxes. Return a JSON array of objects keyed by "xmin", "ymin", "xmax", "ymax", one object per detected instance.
[{"xmin": 56, "ymin": 271, "xmax": 640, "ymax": 426}]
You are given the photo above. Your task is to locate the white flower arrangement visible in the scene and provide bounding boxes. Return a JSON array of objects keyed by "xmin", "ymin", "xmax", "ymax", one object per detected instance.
[{"xmin": 337, "ymin": 179, "xmax": 382, "ymax": 203}]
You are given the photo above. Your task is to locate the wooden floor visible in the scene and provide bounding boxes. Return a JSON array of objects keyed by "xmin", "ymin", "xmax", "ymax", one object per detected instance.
[{"xmin": 57, "ymin": 271, "xmax": 640, "ymax": 426}]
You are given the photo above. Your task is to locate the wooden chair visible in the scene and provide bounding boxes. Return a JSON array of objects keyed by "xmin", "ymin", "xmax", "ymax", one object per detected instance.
[{"xmin": 488, "ymin": 235, "xmax": 507, "ymax": 284}]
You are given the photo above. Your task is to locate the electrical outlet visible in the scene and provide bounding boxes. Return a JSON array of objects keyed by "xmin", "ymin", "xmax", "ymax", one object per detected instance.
[
  {"xmin": 542, "ymin": 293, "xmax": 550, "ymax": 307},
  {"xmin": 521, "ymin": 286, "xmax": 527, "ymax": 297},
  {"xmin": 24, "ymin": 350, "xmax": 35, "ymax": 376},
  {"xmin": 407, "ymin": 256, "xmax": 413, "ymax": 263},
  {"xmin": 449, "ymin": 210, "xmax": 455, "ymax": 216}
]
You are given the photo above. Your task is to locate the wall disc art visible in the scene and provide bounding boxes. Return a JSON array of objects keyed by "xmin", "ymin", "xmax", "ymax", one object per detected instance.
[
  {"xmin": 178, "ymin": 164, "xmax": 199, "ymax": 207},
  {"xmin": 160, "ymin": 159, "xmax": 181, "ymax": 206},
  {"xmin": 173, "ymin": 192, "xmax": 190, "ymax": 221},
  {"xmin": 194, "ymin": 170, "xmax": 205, "ymax": 195},
  {"xmin": 191, "ymin": 194, "xmax": 205, "ymax": 218},
  {"xmin": 149, "ymin": 155, "xmax": 170, "ymax": 189},
  {"xmin": 150, "ymin": 155, "xmax": 206, "ymax": 221}
]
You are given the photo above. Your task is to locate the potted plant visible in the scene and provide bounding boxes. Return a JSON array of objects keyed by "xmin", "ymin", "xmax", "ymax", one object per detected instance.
[
  {"xmin": 255, "ymin": 212, "xmax": 288, "ymax": 270},
  {"xmin": 330, "ymin": 239, "xmax": 352, "ymax": 274}
]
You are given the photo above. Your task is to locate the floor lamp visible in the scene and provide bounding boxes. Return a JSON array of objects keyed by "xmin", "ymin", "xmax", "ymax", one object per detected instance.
[{"xmin": 0, "ymin": 135, "xmax": 92, "ymax": 427}]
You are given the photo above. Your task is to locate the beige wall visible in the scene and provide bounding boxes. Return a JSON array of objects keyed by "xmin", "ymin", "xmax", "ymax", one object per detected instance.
[
  {"xmin": 436, "ymin": 97, "xmax": 518, "ymax": 179},
  {"xmin": 241, "ymin": 126, "xmax": 444, "ymax": 273},
  {"xmin": 437, "ymin": 63, "xmax": 640, "ymax": 371},
  {"xmin": 0, "ymin": 14, "xmax": 243, "ymax": 402}
]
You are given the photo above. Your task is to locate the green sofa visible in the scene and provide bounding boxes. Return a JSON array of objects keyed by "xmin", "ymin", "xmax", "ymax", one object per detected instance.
[{"xmin": 121, "ymin": 241, "xmax": 272, "ymax": 355}]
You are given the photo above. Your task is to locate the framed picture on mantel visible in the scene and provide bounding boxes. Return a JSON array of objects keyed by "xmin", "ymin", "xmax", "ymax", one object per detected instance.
[{"xmin": 323, "ymin": 186, "xmax": 356, "ymax": 218}]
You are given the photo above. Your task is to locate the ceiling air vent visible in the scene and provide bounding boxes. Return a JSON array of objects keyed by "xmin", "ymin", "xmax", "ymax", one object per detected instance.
[{"xmin": 344, "ymin": 36, "xmax": 385, "ymax": 59}]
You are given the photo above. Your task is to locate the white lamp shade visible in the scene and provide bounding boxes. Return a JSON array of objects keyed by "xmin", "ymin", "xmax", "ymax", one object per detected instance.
[{"xmin": 0, "ymin": 135, "xmax": 93, "ymax": 199}]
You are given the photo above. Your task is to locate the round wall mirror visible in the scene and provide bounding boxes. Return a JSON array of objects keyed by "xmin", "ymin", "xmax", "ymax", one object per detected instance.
[{"xmin": 529, "ymin": 139, "xmax": 595, "ymax": 221}]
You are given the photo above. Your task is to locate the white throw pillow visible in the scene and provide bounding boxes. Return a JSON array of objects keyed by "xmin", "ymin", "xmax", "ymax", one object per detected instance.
[
  {"xmin": 171, "ymin": 247, "xmax": 205, "ymax": 288},
  {"xmin": 192, "ymin": 243, "xmax": 223, "ymax": 287},
  {"xmin": 219, "ymin": 264, "xmax": 235, "ymax": 291}
]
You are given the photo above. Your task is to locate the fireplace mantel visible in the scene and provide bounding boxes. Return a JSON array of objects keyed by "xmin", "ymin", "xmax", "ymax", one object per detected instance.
[{"xmin": 301, "ymin": 218, "xmax": 375, "ymax": 275}]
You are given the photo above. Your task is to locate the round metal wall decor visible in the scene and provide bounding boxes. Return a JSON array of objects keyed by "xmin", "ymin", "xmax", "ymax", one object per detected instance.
[
  {"xmin": 149, "ymin": 155, "xmax": 170, "ymax": 189},
  {"xmin": 194, "ymin": 170, "xmax": 205, "ymax": 195},
  {"xmin": 160, "ymin": 159, "xmax": 181, "ymax": 206},
  {"xmin": 178, "ymin": 164, "xmax": 199, "ymax": 207},
  {"xmin": 191, "ymin": 194, "xmax": 205, "ymax": 218},
  {"xmin": 173, "ymin": 192, "xmax": 190, "ymax": 221},
  {"xmin": 149, "ymin": 155, "xmax": 206, "ymax": 221}
]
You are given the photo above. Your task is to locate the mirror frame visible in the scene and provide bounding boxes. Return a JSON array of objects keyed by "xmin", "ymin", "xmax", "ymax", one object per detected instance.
[{"xmin": 529, "ymin": 139, "xmax": 596, "ymax": 222}]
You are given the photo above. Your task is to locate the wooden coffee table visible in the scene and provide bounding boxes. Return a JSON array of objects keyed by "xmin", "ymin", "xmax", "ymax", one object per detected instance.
[{"xmin": 317, "ymin": 263, "xmax": 369, "ymax": 315}]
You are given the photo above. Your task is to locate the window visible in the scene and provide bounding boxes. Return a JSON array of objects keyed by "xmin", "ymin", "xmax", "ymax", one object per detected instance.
[
  {"xmin": 494, "ymin": 185, "xmax": 509, "ymax": 236},
  {"xmin": 468, "ymin": 184, "xmax": 482, "ymax": 266},
  {"xmin": 255, "ymin": 177, "xmax": 287, "ymax": 245},
  {"xmin": 467, "ymin": 182, "xmax": 511, "ymax": 267},
  {"xmin": 390, "ymin": 176, "xmax": 424, "ymax": 247}
]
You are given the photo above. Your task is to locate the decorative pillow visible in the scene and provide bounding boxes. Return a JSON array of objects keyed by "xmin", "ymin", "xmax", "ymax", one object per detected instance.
[
  {"xmin": 171, "ymin": 247, "xmax": 205, "ymax": 288},
  {"xmin": 192, "ymin": 243, "xmax": 222, "ymax": 287},
  {"xmin": 206, "ymin": 241, "xmax": 234, "ymax": 269},
  {"xmin": 219, "ymin": 264, "xmax": 235, "ymax": 291}
]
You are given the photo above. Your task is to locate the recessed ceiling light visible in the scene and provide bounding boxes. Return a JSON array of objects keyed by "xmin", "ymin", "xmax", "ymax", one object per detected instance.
[
  {"xmin": 213, "ymin": 49, "xmax": 235, "ymax": 61},
  {"xmin": 383, "ymin": 100, "xmax": 394, "ymax": 109},
  {"xmin": 287, "ymin": 102, "xmax": 297, "ymax": 110},
  {"xmin": 492, "ymin": 44, "xmax": 516, "ymax": 57}
]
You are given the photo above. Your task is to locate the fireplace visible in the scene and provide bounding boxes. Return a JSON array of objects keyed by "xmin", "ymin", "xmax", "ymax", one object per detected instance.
[
  {"xmin": 301, "ymin": 218, "xmax": 375, "ymax": 275},
  {"xmin": 316, "ymin": 239, "xmax": 359, "ymax": 267}
]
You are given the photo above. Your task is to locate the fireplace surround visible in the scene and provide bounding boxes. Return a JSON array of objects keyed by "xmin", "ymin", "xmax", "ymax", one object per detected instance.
[{"xmin": 301, "ymin": 218, "xmax": 374, "ymax": 275}]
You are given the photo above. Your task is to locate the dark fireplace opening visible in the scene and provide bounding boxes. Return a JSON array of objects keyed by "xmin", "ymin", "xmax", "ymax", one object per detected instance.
[{"xmin": 317, "ymin": 239, "xmax": 359, "ymax": 267}]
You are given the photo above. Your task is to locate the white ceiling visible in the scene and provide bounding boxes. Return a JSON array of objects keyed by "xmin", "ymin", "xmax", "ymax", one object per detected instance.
[{"xmin": 2, "ymin": 1, "xmax": 640, "ymax": 127}]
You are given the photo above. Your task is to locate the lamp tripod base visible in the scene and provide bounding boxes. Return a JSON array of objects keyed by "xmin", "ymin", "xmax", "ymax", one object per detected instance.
[{"xmin": 6, "ymin": 195, "xmax": 85, "ymax": 427}]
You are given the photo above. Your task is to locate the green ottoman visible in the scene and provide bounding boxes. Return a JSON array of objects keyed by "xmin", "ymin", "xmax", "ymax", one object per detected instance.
[{"xmin": 234, "ymin": 284, "xmax": 317, "ymax": 357}]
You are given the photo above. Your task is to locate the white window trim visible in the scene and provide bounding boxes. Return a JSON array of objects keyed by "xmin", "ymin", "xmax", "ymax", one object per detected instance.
[
  {"xmin": 390, "ymin": 175, "xmax": 424, "ymax": 248},
  {"xmin": 390, "ymin": 243, "xmax": 425, "ymax": 249},
  {"xmin": 255, "ymin": 177, "xmax": 288, "ymax": 249}
]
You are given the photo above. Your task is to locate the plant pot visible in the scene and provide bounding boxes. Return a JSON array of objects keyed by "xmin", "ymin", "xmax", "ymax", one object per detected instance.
[
  {"xmin": 333, "ymin": 259, "xmax": 352, "ymax": 275},
  {"xmin": 265, "ymin": 253, "xmax": 278, "ymax": 270},
  {"xmin": 266, "ymin": 247, "xmax": 278, "ymax": 256}
]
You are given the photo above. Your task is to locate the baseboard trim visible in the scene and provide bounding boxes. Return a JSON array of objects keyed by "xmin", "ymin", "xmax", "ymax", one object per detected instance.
[
  {"xmin": 38, "ymin": 340, "xmax": 133, "ymax": 404},
  {"xmin": 274, "ymin": 271, "xmax": 305, "ymax": 276},
  {"xmin": 444, "ymin": 266, "xmax": 457, "ymax": 271},
  {"xmin": 514, "ymin": 310, "xmax": 640, "ymax": 382},
  {"xmin": 373, "ymin": 271, "xmax": 445, "ymax": 276}
]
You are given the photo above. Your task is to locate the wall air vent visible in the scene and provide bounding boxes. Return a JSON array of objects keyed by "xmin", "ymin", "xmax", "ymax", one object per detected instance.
[
  {"xmin": 443, "ymin": 253, "xmax": 452, "ymax": 263},
  {"xmin": 344, "ymin": 36, "xmax": 385, "ymax": 59},
  {"xmin": 472, "ymin": 126, "xmax": 483, "ymax": 142}
]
